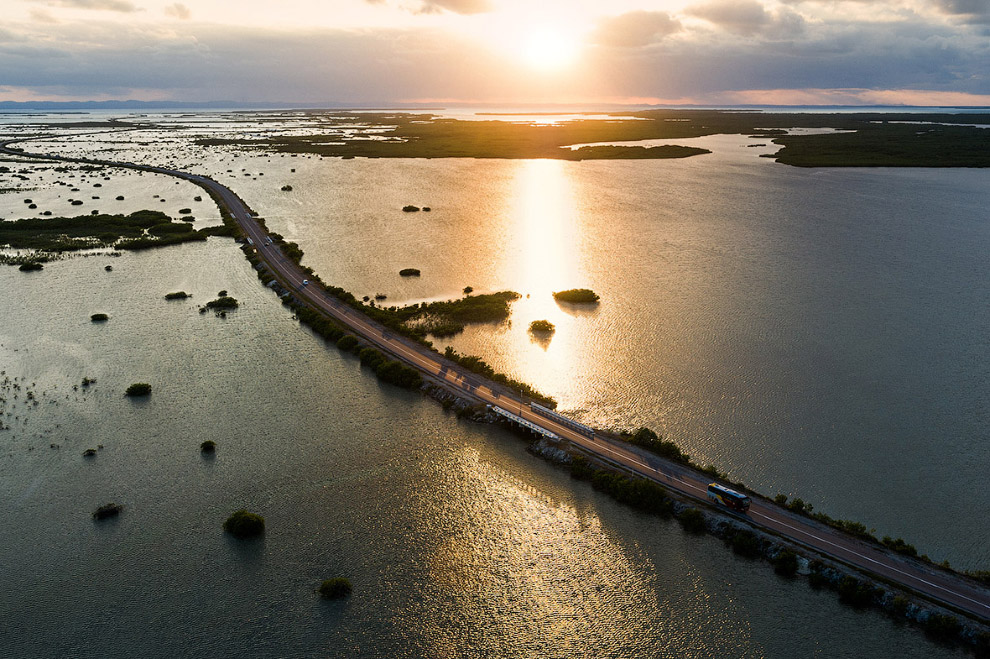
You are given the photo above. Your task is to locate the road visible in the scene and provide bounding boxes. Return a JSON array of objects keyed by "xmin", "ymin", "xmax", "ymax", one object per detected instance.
[{"xmin": 3, "ymin": 137, "xmax": 989, "ymax": 623}]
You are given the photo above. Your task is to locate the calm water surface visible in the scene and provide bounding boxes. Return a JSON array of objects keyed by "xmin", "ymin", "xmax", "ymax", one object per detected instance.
[
  {"xmin": 1, "ymin": 120, "xmax": 986, "ymax": 656},
  {"xmin": 0, "ymin": 242, "xmax": 965, "ymax": 658}
]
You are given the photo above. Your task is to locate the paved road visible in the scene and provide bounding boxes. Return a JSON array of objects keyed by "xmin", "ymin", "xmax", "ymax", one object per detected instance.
[{"xmin": 4, "ymin": 137, "xmax": 989, "ymax": 623}]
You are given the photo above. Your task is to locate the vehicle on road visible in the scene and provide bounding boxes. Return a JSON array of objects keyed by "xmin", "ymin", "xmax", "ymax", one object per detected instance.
[
  {"xmin": 708, "ymin": 483, "xmax": 751, "ymax": 512},
  {"xmin": 302, "ymin": 280, "xmax": 309, "ymax": 286}
]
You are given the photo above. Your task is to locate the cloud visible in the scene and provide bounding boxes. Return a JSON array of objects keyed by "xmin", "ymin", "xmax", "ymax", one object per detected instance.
[
  {"xmin": 366, "ymin": 0, "xmax": 492, "ymax": 14},
  {"xmin": 38, "ymin": 0, "xmax": 137, "ymax": 11},
  {"xmin": 686, "ymin": 0, "xmax": 805, "ymax": 37},
  {"xmin": 164, "ymin": 3, "xmax": 191, "ymax": 20},
  {"xmin": 592, "ymin": 11, "xmax": 681, "ymax": 48},
  {"xmin": 933, "ymin": 0, "xmax": 990, "ymax": 24},
  {"xmin": 29, "ymin": 8, "xmax": 60, "ymax": 23}
]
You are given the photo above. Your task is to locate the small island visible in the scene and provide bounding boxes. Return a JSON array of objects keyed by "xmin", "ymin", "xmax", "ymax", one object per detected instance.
[
  {"xmin": 399, "ymin": 268, "xmax": 421, "ymax": 277},
  {"xmin": 402, "ymin": 205, "xmax": 420, "ymax": 212},
  {"xmin": 200, "ymin": 440, "xmax": 217, "ymax": 454},
  {"xmin": 318, "ymin": 578, "xmax": 353, "ymax": 600},
  {"xmin": 90, "ymin": 313, "xmax": 109, "ymax": 322},
  {"xmin": 125, "ymin": 382, "xmax": 152, "ymax": 397},
  {"xmin": 18, "ymin": 262, "xmax": 43, "ymax": 272},
  {"xmin": 223, "ymin": 509, "xmax": 265, "ymax": 538},
  {"xmin": 553, "ymin": 288, "xmax": 600, "ymax": 304},
  {"xmin": 529, "ymin": 319, "xmax": 555, "ymax": 333},
  {"xmin": 165, "ymin": 291, "xmax": 190, "ymax": 300},
  {"xmin": 205, "ymin": 295, "xmax": 239, "ymax": 310},
  {"xmin": 92, "ymin": 503, "xmax": 123, "ymax": 520}
]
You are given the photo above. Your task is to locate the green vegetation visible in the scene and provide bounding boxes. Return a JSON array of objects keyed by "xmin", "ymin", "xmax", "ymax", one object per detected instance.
[
  {"xmin": 677, "ymin": 508, "xmax": 706, "ymax": 534},
  {"xmin": 463, "ymin": 286, "xmax": 473, "ymax": 294},
  {"xmin": 18, "ymin": 262, "xmax": 43, "ymax": 271},
  {"xmin": 882, "ymin": 536, "xmax": 918, "ymax": 558},
  {"xmin": 402, "ymin": 205, "xmax": 420, "ymax": 212},
  {"xmin": 205, "ymin": 296, "xmax": 239, "ymax": 310},
  {"xmin": 728, "ymin": 530, "xmax": 761, "ymax": 558},
  {"xmin": 336, "ymin": 335, "xmax": 359, "ymax": 351},
  {"xmin": 570, "ymin": 456, "xmax": 674, "ymax": 517},
  {"xmin": 0, "ymin": 210, "xmax": 201, "ymax": 253},
  {"xmin": 772, "ymin": 549, "xmax": 800, "ymax": 577},
  {"xmin": 529, "ymin": 319, "xmax": 555, "ymax": 333},
  {"xmin": 124, "ymin": 382, "xmax": 151, "ymax": 397},
  {"xmin": 192, "ymin": 109, "xmax": 990, "ymax": 166},
  {"xmin": 622, "ymin": 427, "xmax": 691, "ymax": 464},
  {"xmin": 443, "ymin": 346, "xmax": 555, "ymax": 407},
  {"xmin": 836, "ymin": 575, "xmax": 879, "ymax": 608},
  {"xmin": 200, "ymin": 440, "xmax": 216, "ymax": 453},
  {"xmin": 358, "ymin": 347, "xmax": 423, "ymax": 389},
  {"xmin": 399, "ymin": 268, "xmax": 420, "ymax": 277},
  {"xmin": 318, "ymin": 578, "xmax": 352, "ymax": 599},
  {"xmin": 164, "ymin": 291, "xmax": 190, "ymax": 300},
  {"xmin": 90, "ymin": 313, "xmax": 109, "ymax": 322},
  {"xmin": 92, "ymin": 503, "xmax": 122, "ymax": 520},
  {"xmin": 223, "ymin": 509, "xmax": 265, "ymax": 538},
  {"xmin": 553, "ymin": 288, "xmax": 599, "ymax": 304}
]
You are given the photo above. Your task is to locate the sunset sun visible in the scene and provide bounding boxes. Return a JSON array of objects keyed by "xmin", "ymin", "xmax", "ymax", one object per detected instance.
[{"xmin": 522, "ymin": 27, "xmax": 580, "ymax": 73}]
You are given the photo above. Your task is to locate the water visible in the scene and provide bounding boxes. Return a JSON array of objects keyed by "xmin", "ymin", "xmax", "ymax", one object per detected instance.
[
  {"xmin": 222, "ymin": 133, "xmax": 990, "ymax": 570},
  {"xmin": 1, "ymin": 115, "xmax": 986, "ymax": 656},
  {"xmin": 0, "ymin": 242, "xmax": 965, "ymax": 658}
]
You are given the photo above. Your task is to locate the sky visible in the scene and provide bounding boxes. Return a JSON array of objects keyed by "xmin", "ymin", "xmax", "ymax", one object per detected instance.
[{"xmin": 1, "ymin": 0, "xmax": 989, "ymax": 106}]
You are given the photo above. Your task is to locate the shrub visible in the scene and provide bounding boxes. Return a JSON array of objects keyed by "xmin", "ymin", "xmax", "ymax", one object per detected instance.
[
  {"xmin": 90, "ymin": 313, "xmax": 109, "ymax": 322},
  {"xmin": 924, "ymin": 613, "xmax": 962, "ymax": 640},
  {"xmin": 18, "ymin": 262, "xmax": 43, "ymax": 271},
  {"xmin": 837, "ymin": 576, "xmax": 877, "ymax": 608},
  {"xmin": 772, "ymin": 549, "xmax": 799, "ymax": 577},
  {"xmin": 165, "ymin": 291, "xmax": 189, "ymax": 300},
  {"xmin": 92, "ymin": 503, "xmax": 123, "ymax": 520},
  {"xmin": 336, "ymin": 335, "xmax": 359, "ymax": 351},
  {"xmin": 890, "ymin": 595, "xmax": 910, "ymax": 616},
  {"xmin": 402, "ymin": 205, "xmax": 420, "ymax": 212},
  {"xmin": 678, "ymin": 508, "xmax": 706, "ymax": 534},
  {"xmin": 125, "ymin": 382, "xmax": 151, "ymax": 397},
  {"xmin": 881, "ymin": 536, "xmax": 918, "ymax": 557},
  {"xmin": 200, "ymin": 440, "xmax": 216, "ymax": 453},
  {"xmin": 205, "ymin": 296, "xmax": 239, "ymax": 310},
  {"xmin": 318, "ymin": 578, "xmax": 352, "ymax": 599},
  {"xmin": 178, "ymin": 208, "xmax": 192, "ymax": 214},
  {"xmin": 728, "ymin": 530, "xmax": 761, "ymax": 558},
  {"xmin": 529, "ymin": 319, "xmax": 555, "ymax": 333},
  {"xmin": 553, "ymin": 288, "xmax": 599, "ymax": 303},
  {"xmin": 399, "ymin": 268, "xmax": 421, "ymax": 277},
  {"xmin": 625, "ymin": 427, "xmax": 691, "ymax": 464},
  {"xmin": 223, "ymin": 509, "xmax": 265, "ymax": 538},
  {"xmin": 463, "ymin": 286, "xmax": 473, "ymax": 294}
]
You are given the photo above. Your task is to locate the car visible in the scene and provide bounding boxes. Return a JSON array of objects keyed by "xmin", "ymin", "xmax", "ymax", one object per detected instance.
[{"xmin": 302, "ymin": 280, "xmax": 309, "ymax": 286}]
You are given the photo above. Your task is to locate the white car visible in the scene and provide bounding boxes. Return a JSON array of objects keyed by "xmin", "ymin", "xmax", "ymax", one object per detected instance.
[{"xmin": 302, "ymin": 280, "xmax": 309, "ymax": 286}]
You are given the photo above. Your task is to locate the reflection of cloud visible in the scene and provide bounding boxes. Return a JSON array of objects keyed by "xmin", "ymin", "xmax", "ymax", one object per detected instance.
[
  {"xmin": 593, "ymin": 11, "xmax": 681, "ymax": 48},
  {"xmin": 37, "ymin": 0, "xmax": 137, "ymax": 12},
  {"xmin": 164, "ymin": 3, "xmax": 191, "ymax": 20}
]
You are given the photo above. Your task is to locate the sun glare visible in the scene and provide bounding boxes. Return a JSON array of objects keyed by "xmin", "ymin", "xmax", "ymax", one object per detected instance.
[{"xmin": 523, "ymin": 27, "xmax": 580, "ymax": 73}]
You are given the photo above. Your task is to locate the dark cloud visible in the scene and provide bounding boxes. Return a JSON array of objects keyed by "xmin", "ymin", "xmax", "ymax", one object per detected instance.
[
  {"xmin": 933, "ymin": 0, "xmax": 990, "ymax": 24},
  {"xmin": 592, "ymin": 11, "xmax": 681, "ymax": 47},
  {"xmin": 0, "ymin": 11, "xmax": 986, "ymax": 104}
]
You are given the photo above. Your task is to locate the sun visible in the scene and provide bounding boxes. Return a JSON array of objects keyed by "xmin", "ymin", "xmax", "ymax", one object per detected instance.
[{"xmin": 522, "ymin": 27, "xmax": 580, "ymax": 73}]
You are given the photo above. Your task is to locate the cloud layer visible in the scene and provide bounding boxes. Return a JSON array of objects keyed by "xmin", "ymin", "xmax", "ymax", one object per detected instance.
[{"xmin": 2, "ymin": 0, "xmax": 988, "ymax": 105}]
